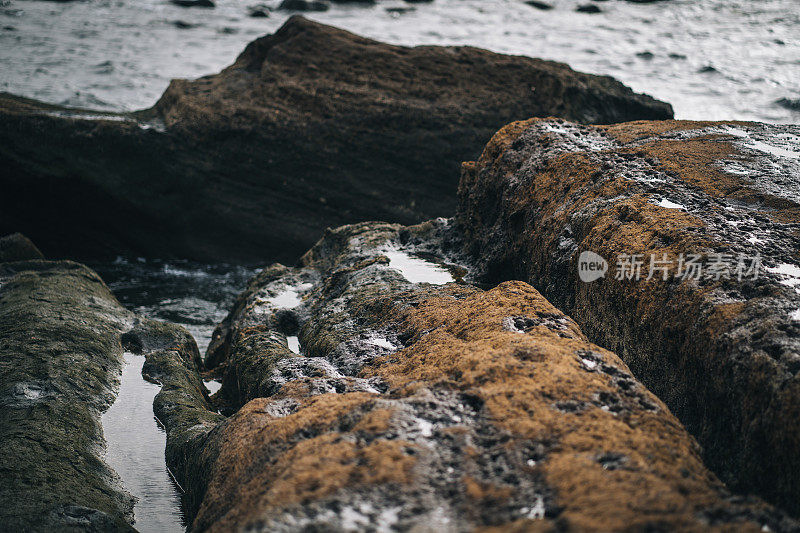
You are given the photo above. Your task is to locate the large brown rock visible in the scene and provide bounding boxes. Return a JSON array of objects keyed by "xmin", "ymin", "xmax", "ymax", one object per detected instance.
[
  {"xmin": 153, "ymin": 221, "xmax": 797, "ymax": 531},
  {"xmin": 0, "ymin": 16, "xmax": 671, "ymax": 262},
  {"xmin": 457, "ymin": 118, "xmax": 800, "ymax": 514}
]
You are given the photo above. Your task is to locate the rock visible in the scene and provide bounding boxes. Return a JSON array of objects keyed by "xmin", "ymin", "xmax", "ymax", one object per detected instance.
[
  {"xmin": 385, "ymin": 6, "xmax": 414, "ymax": 14},
  {"xmin": 576, "ymin": 4, "xmax": 602, "ymax": 13},
  {"xmin": 777, "ymin": 97, "xmax": 800, "ymax": 112},
  {"xmin": 0, "ymin": 232, "xmax": 43, "ymax": 262},
  {"xmin": 248, "ymin": 6, "xmax": 270, "ymax": 17},
  {"xmin": 0, "ymin": 261, "xmax": 135, "ymax": 530},
  {"xmin": 173, "ymin": 20, "xmax": 198, "ymax": 28},
  {"xmin": 170, "ymin": 0, "xmax": 215, "ymax": 7},
  {"xmin": 0, "ymin": 17, "xmax": 672, "ymax": 263},
  {"xmin": 456, "ymin": 118, "xmax": 800, "ymax": 514},
  {"xmin": 637, "ymin": 50, "xmax": 655, "ymax": 59},
  {"xmin": 278, "ymin": 0, "xmax": 329, "ymax": 11},
  {"xmin": 153, "ymin": 221, "xmax": 798, "ymax": 531},
  {"xmin": 525, "ymin": 0, "xmax": 553, "ymax": 10}
]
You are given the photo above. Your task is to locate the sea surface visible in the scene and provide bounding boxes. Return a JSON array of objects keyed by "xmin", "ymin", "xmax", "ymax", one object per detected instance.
[{"xmin": 1, "ymin": 0, "xmax": 798, "ymax": 123}]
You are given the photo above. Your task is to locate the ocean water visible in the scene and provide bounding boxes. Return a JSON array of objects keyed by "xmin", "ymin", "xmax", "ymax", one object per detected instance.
[{"xmin": 1, "ymin": 0, "xmax": 798, "ymax": 123}]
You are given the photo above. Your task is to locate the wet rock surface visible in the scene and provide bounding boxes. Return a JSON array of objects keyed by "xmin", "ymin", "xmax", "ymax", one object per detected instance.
[
  {"xmin": 457, "ymin": 118, "xmax": 800, "ymax": 514},
  {"xmin": 0, "ymin": 259, "xmax": 136, "ymax": 531},
  {"xmin": 153, "ymin": 221, "xmax": 797, "ymax": 531},
  {"xmin": 0, "ymin": 16, "xmax": 671, "ymax": 263}
]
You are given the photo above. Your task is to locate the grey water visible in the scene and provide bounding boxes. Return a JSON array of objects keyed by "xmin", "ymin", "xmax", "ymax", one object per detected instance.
[
  {"xmin": 1, "ymin": 0, "xmax": 798, "ymax": 123},
  {"xmin": 94, "ymin": 259, "xmax": 257, "ymax": 532},
  {"xmin": 102, "ymin": 353, "xmax": 186, "ymax": 533},
  {"xmin": 92, "ymin": 257, "xmax": 257, "ymax": 354}
]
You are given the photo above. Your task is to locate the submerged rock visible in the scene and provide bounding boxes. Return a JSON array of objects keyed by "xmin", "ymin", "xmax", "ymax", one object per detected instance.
[
  {"xmin": 0, "ymin": 260, "xmax": 135, "ymax": 531},
  {"xmin": 154, "ymin": 221, "xmax": 797, "ymax": 531},
  {"xmin": 0, "ymin": 16, "xmax": 672, "ymax": 263},
  {"xmin": 0, "ymin": 232, "xmax": 43, "ymax": 262},
  {"xmin": 457, "ymin": 118, "xmax": 800, "ymax": 514}
]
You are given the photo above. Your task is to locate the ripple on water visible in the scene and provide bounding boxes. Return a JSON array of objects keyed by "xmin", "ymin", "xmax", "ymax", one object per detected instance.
[{"xmin": 101, "ymin": 353, "xmax": 186, "ymax": 533}]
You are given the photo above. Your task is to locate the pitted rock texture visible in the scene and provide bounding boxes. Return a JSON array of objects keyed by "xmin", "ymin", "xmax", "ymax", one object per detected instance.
[
  {"xmin": 158, "ymin": 222, "xmax": 797, "ymax": 531},
  {"xmin": 0, "ymin": 260, "xmax": 136, "ymax": 531},
  {"xmin": 457, "ymin": 118, "xmax": 800, "ymax": 514},
  {"xmin": 0, "ymin": 16, "xmax": 671, "ymax": 263}
]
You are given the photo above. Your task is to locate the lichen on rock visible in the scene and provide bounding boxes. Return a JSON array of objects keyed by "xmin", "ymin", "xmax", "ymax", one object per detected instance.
[
  {"xmin": 457, "ymin": 117, "xmax": 800, "ymax": 515},
  {"xmin": 150, "ymin": 220, "xmax": 798, "ymax": 531}
]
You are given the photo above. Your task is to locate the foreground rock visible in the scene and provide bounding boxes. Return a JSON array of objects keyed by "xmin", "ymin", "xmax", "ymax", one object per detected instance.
[
  {"xmin": 154, "ymin": 221, "xmax": 796, "ymax": 531},
  {"xmin": 0, "ymin": 258, "xmax": 136, "ymax": 531},
  {"xmin": 457, "ymin": 118, "xmax": 800, "ymax": 513},
  {"xmin": 0, "ymin": 237, "xmax": 217, "ymax": 530},
  {"xmin": 0, "ymin": 16, "xmax": 671, "ymax": 262}
]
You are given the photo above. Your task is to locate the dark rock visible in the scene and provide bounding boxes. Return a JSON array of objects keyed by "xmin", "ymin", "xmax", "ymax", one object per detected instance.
[
  {"xmin": 636, "ymin": 50, "xmax": 654, "ymax": 59},
  {"xmin": 777, "ymin": 97, "xmax": 800, "ymax": 112},
  {"xmin": 156, "ymin": 220, "xmax": 798, "ymax": 531},
  {"xmin": 456, "ymin": 118, "xmax": 800, "ymax": 515},
  {"xmin": 576, "ymin": 4, "xmax": 601, "ymax": 13},
  {"xmin": 173, "ymin": 20, "xmax": 197, "ymax": 28},
  {"xmin": 0, "ymin": 17, "xmax": 672, "ymax": 263},
  {"xmin": 278, "ymin": 0, "xmax": 328, "ymax": 11},
  {"xmin": 0, "ymin": 261, "xmax": 135, "ymax": 530},
  {"xmin": 0, "ymin": 232, "xmax": 43, "ymax": 262},
  {"xmin": 170, "ymin": 0, "xmax": 214, "ymax": 7},
  {"xmin": 525, "ymin": 0, "xmax": 553, "ymax": 10},
  {"xmin": 248, "ymin": 7, "xmax": 270, "ymax": 17},
  {"xmin": 385, "ymin": 6, "xmax": 414, "ymax": 14},
  {"xmin": 699, "ymin": 65, "xmax": 718, "ymax": 73}
]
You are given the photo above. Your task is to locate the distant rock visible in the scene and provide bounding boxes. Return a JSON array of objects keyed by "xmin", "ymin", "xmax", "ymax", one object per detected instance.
[
  {"xmin": 386, "ymin": 6, "xmax": 414, "ymax": 14},
  {"xmin": 636, "ymin": 50, "xmax": 654, "ymax": 59},
  {"xmin": 0, "ymin": 233, "xmax": 43, "ymax": 262},
  {"xmin": 0, "ymin": 17, "xmax": 672, "ymax": 263},
  {"xmin": 525, "ymin": 0, "xmax": 553, "ymax": 9},
  {"xmin": 247, "ymin": 4, "xmax": 271, "ymax": 17},
  {"xmin": 576, "ymin": 4, "xmax": 601, "ymax": 12},
  {"xmin": 777, "ymin": 97, "xmax": 800, "ymax": 111},
  {"xmin": 170, "ymin": 0, "xmax": 214, "ymax": 7},
  {"xmin": 278, "ymin": 0, "xmax": 328, "ymax": 11},
  {"xmin": 173, "ymin": 20, "xmax": 198, "ymax": 28},
  {"xmin": 457, "ymin": 117, "xmax": 800, "ymax": 515}
]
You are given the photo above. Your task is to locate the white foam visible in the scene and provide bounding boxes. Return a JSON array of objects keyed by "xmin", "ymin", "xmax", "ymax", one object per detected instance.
[
  {"xmin": 382, "ymin": 245, "xmax": 454, "ymax": 285},
  {"xmin": 723, "ymin": 126, "xmax": 800, "ymax": 160},
  {"xmin": 766, "ymin": 263, "xmax": 800, "ymax": 287},
  {"xmin": 286, "ymin": 336, "xmax": 301, "ymax": 354},
  {"xmin": 367, "ymin": 336, "xmax": 396, "ymax": 350},
  {"xmin": 657, "ymin": 198, "xmax": 686, "ymax": 210},
  {"xmin": 204, "ymin": 379, "xmax": 222, "ymax": 395}
]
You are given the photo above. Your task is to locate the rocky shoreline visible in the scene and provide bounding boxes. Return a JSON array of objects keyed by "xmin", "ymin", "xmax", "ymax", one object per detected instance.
[
  {"xmin": 0, "ymin": 16, "xmax": 671, "ymax": 263},
  {"xmin": 2, "ymin": 15, "xmax": 800, "ymax": 533}
]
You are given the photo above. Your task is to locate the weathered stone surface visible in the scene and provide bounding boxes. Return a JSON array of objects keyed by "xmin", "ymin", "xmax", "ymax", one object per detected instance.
[
  {"xmin": 457, "ymin": 118, "xmax": 800, "ymax": 514},
  {"xmin": 0, "ymin": 232, "xmax": 44, "ymax": 262},
  {"xmin": 156, "ymin": 221, "xmax": 796, "ymax": 531},
  {"xmin": 0, "ymin": 260, "xmax": 136, "ymax": 531},
  {"xmin": 0, "ymin": 16, "xmax": 671, "ymax": 262}
]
